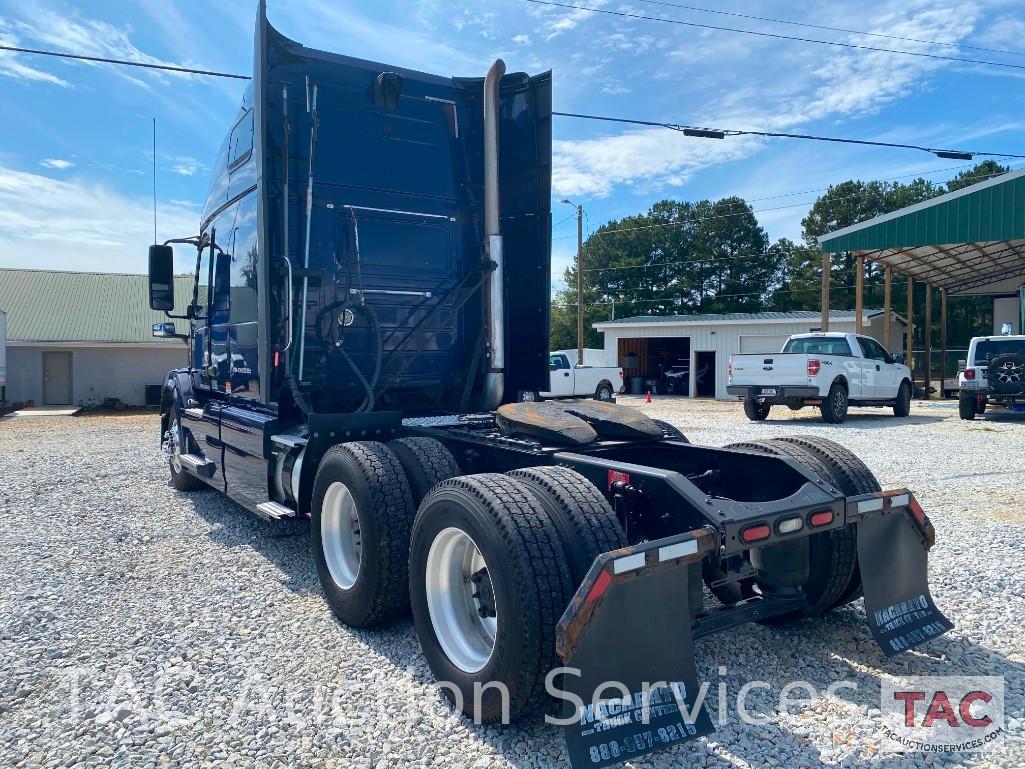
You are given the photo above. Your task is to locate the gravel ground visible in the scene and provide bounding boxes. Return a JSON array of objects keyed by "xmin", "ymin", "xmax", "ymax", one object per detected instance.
[{"xmin": 1, "ymin": 402, "xmax": 1023, "ymax": 768}]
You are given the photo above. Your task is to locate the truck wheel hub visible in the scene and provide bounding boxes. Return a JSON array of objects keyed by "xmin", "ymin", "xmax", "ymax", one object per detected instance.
[
  {"xmin": 425, "ymin": 527, "xmax": 497, "ymax": 673},
  {"xmin": 321, "ymin": 482, "xmax": 362, "ymax": 590}
]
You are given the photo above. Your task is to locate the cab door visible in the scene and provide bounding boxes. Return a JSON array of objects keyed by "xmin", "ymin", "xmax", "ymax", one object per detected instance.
[{"xmin": 546, "ymin": 354, "xmax": 575, "ymax": 396}]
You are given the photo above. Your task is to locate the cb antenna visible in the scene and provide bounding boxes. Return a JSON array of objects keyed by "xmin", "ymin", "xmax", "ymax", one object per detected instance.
[{"xmin": 152, "ymin": 117, "xmax": 158, "ymax": 243}]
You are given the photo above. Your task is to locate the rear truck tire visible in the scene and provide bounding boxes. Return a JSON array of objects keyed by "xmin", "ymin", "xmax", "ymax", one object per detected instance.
[
  {"xmin": 774, "ymin": 435, "xmax": 882, "ymax": 608},
  {"xmin": 710, "ymin": 438, "xmax": 859, "ymax": 621},
  {"xmin": 311, "ymin": 441, "xmax": 415, "ymax": 628},
  {"xmin": 652, "ymin": 418, "xmax": 689, "ymax": 443},
  {"xmin": 743, "ymin": 396, "xmax": 771, "ymax": 421},
  {"xmin": 959, "ymin": 396, "xmax": 977, "ymax": 420},
  {"xmin": 387, "ymin": 437, "xmax": 461, "ymax": 507},
  {"xmin": 594, "ymin": 381, "xmax": 615, "ymax": 402},
  {"xmin": 893, "ymin": 381, "xmax": 912, "ymax": 417},
  {"xmin": 506, "ymin": 466, "xmax": 627, "ymax": 586},
  {"xmin": 820, "ymin": 381, "xmax": 849, "ymax": 424},
  {"xmin": 409, "ymin": 474, "xmax": 572, "ymax": 723},
  {"xmin": 166, "ymin": 412, "xmax": 204, "ymax": 492}
]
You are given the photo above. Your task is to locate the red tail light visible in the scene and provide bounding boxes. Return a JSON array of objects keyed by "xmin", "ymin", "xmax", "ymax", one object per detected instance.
[
  {"xmin": 909, "ymin": 498, "xmax": 926, "ymax": 525},
  {"xmin": 728, "ymin": 358, "xmax": 733, "ymax": 378},
  {"xmin": 740, "ymin": 523, "xmax": 771, "ymax": 544},
  {"xmin": 809, "ymin": 510, "xmax": 833, "ymax": 527},
  {"xmin": 618, "ymin": 369, "xmax": 624, "ymax": 380},
  {"xmin": 807, "ymin": 359, "xmax": 821, "ymax": 376},
  {"xmin": 964, "ymin": 368, "xmax": 975, "ymax": 380}
]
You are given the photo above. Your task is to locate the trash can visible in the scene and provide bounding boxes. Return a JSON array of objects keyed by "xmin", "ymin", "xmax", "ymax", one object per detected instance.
[{"xmin": 629, "ymin": 376, "xmax": 645, "ymax": 395}]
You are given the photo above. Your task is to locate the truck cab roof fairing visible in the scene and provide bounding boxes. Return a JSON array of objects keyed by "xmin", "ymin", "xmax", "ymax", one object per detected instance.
[{"xmin": 242, "ymin": 2, "xmax": 552, "ymax": 415}]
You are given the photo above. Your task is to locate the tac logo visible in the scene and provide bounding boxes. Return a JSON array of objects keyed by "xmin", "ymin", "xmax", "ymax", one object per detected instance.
[{"xmin": 880, "ymin": 676, "xmax": 1005, "ymax": 753}]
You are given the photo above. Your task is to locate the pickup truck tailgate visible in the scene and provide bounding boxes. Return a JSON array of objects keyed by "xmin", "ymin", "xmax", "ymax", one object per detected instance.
[{"xmin": 730, "ymin": 353, "xmax": 810, "ymax": 386}]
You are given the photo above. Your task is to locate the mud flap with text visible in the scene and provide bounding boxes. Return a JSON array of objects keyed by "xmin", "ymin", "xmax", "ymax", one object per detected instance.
[
  {"xmin": 555, "ymin": 530, "xmax": 717, "ymax": 769},
  {"xmin": 853, "ymin": 491, "xmax": 953, "ymax": 657}
]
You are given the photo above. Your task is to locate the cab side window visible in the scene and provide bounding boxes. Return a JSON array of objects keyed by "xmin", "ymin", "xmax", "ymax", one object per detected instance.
[
  {"xmin": 549, "ymin": 354, "xmax": 570, "ymax": 370},
  {"xmin": 859, "ymin": 337, "xmax": 889, "ymax": 361},
  {"xmin": 228, "ymin": 110, "xmax": 254, "ymax": 171}
]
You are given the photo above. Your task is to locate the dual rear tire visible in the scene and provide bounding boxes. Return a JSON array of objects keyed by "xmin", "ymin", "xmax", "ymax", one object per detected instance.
[{"xmin": 310, "ymin": 437, "xmax": 625, "ymax": 722}]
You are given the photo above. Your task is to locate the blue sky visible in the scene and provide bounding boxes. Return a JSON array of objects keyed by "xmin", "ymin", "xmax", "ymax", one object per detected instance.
[{"xmin": 0, "ymin": 0, "xmax": 1023, "ymax": 291}]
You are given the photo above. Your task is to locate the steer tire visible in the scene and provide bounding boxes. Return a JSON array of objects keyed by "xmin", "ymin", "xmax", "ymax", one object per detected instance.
[
  {"xmin": 711, "ymin": 439, "xmax": 858, "ymax": 621},
  {"xmin": 387, "ymin": 437, "xmax": 462, "ymax": 507},
  {"xmin": 893, "ymin": 381, "xmax": 912, "ymax": 417},
  {"xmin": 743, "ymin": 397, "xmax": 771, "ymax": 421},
  {"xmin": 507, "ymin": 466, "xmax": 627, "ymax": 586},
  {"xmin": 166, "ymin": 408, "xmax": 205, "ymax": 492},
  {"xmin": 409, "ymin": 474, "xmax": 572, "ymax": 723},
  {"xmin": 959, "ymin": 396, "xmax": 977, "ymax": 421},
  {"xmin": 820, "ymin": 381, "xmax": 849, "ymax": 424},
  {"xmin": 652, "ymin": 418, "xmax": 690, "ymax": 443},
  {"xmin": 774, "ymin": 435, "xmax": 882, "ymax": 608},
  {"xmin": 311, "ymin": 441, "xmax": 415, "ymax": 628}
]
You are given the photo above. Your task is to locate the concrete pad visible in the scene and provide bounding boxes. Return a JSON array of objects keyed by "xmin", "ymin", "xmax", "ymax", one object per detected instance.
[{"xmin": 1, "ymin": 405, "xmax": 80, "ymax": 418}]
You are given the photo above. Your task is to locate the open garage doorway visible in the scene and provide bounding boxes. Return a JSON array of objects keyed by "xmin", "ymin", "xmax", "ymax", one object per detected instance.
[
  {"xmin": 617, "ymin": 336, "xmax": 691, "ymax": 395},
  {"xmin": 694, "ymin": 350, "xmax": 716, "ymax": 398}
]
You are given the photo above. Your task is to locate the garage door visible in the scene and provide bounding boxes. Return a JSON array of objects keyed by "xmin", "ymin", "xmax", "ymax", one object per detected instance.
[{"xmin": 738, "ymin": 334, "xmax": 788, "ymax": 354}]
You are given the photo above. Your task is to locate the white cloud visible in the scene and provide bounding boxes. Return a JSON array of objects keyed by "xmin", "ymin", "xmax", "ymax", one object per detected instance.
[
  {"xmin": 39, "ymin": 158, "xmax": 73, "ymax": 169},
  {"xmin": 512, "ymin": 34, "xmax": 531, "ymax": 45},
  {"xmin": 167, "ymin": 156, "xmax": 208, "ymax": 177},
  {"xmin": 0, "ymin": 164, "xmax": 198, "ymax": 273},
  {"xmin": 550, "ymin": 0, "xmax": 985, "ymax": 200},
  {"xmin": 0, "ymin": 23, "xmax": 69, "ymax": 86}
]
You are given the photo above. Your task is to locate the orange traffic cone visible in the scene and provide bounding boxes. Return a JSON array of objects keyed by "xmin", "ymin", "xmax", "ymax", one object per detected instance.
[{"xmin": 645, "ymin": 390, "xmax": 652, "ymax": 403}]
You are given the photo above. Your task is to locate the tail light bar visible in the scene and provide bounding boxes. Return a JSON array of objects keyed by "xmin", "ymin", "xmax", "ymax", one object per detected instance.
[
  {"xmin": 807, "ymin": 359, "xmax": 821, "ymax": 376},
  {"xmin": 740, "ymin": 523, "xmax": 771, "ymax": 543}
]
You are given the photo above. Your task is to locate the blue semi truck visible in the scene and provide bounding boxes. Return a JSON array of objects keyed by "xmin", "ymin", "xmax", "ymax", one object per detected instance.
[{"xmin": 148, "ymin": 4, "xmax": 951, "ymax": 766}]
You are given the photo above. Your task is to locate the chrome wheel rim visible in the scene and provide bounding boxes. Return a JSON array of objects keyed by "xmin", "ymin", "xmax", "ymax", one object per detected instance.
[
  {"xmin": 321, "ymin": 482, "xmax": 362, "ymax": 590},
  {"xmin": 598, "ymin": 386, "xmax": 612, "ymax": 400},
  {"xmin": 169, "ymin": 418, "xmax": 183, "ymax": 474},
  {"xmin": 425, "ymin": 527, "xmax": 497, "ymax": 673}
]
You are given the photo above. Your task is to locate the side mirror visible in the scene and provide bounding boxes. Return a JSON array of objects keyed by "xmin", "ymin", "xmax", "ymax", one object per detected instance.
[
  {"xmin": 891, "ymin": 352, "xmax": 906, "ymax": 364},
  {"xmin": 152, "ymin": 322, "xmax": 177, "ymax": 338},
  {"xmin": 148, "ymin": 245, "xmax": 175, "ymax": 311}
]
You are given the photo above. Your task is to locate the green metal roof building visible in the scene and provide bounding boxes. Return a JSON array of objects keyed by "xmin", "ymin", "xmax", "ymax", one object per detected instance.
[
  {"xmin": 817, "ymin": 168, "xmax": 1025, "ymax": 395},
  {"xmin": 0, "ymin": 269, "xmax": 192, "ymax": 407}
]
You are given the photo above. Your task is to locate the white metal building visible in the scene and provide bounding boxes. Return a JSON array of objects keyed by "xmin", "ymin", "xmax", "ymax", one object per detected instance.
[
  {"xmin": 0, "ymin": 269, "xmax": 191, "ymax": 407},
  {"xmin": 595, "ymin": 309, "xmax": 906, "ymax": 401}
]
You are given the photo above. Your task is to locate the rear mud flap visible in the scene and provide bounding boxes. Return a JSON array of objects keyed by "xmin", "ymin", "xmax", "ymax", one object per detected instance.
[
  {"xmin": 555, "ymin": 530, "xmax": 717, "ymax": 769},
  {"xmin": 852, "ymin": 491, "xmax": 953, "ymax": 656}
]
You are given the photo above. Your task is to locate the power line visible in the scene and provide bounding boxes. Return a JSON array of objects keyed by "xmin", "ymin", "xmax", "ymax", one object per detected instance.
[
  {"xmin": 522, "ymin": 0, "xmax": 1025, "ymax": 72},
  {"xmin": 553, "ymin": 110, "xmax": 1025, "ymax": 161},
  {"xmin": 0, "ymin": 44, "xmax": 250, "ymax": 79},
  {"xmin": 630, "ymin": 0, "xmax": 1025, "ymax": 59}
]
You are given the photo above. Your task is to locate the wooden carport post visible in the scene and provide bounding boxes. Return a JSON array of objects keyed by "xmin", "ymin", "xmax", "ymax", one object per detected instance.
[
  {"xmin": 821, "ymin": 250, "xmax": 831, "ymax": 331},
  {"xmin": 940, "ymin": 289, "xmax": 948, "ymax": 399},
  {"xmin": 883, "ymin": 267, "xmax": 893, "ymax": 350},
  {"xmin": 906, "ymin": 276, "xmax": 914, "ymax": 396},
  {"xmin": 855, "ymin": 254, "xmax": 865, "ymax": 334},
  {"xmin": 923, "ymin": 284, "xmax": 932, "ymax": 399}
]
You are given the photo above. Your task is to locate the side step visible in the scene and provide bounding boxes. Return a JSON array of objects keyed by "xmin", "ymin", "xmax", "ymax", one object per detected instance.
[
  {"xmin": 179, "ymin": 453, "xmax": 216, "ymax": 478},
  {"xmin": 254, "ymin": 501, "xmax": 296, "ymax": 521}
]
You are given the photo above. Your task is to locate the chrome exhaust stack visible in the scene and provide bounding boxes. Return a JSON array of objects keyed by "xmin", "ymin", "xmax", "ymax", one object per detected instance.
[{"xmin": 483, "ymin": 58, "xmax": 506, "ymax": 410}]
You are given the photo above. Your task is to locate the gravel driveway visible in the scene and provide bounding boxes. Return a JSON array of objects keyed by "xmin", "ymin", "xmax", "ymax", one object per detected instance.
[{"xmin": 1, "ymin": 403, "xmax": 1023, "ymax": 768}]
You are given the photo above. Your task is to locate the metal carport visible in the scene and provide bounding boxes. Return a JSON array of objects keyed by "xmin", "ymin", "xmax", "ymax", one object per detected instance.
[{"xmin": 817, "ymin": 168, "xmax": 1025, "ymax": 397}]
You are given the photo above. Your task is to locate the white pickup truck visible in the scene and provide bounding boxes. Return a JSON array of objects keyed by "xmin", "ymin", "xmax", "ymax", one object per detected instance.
[
  {"xmin": 520, "ymin": 352, "xmax": 624, "ymax": 402},
  {"xmin": 727, "ymin": 332, "xmax": 913, "ymax": 423},
  {"xmin": 957, "ymin": 333, "xmax": 1025, "ymax": 419}
]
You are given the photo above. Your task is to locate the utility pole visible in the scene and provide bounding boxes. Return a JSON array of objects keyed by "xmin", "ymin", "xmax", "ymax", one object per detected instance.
[{"xmin": 561, "ymin": 199, "xmax": 585, "ymax": 367}]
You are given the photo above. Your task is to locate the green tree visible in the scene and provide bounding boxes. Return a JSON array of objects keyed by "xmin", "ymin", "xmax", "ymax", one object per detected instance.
[{"xmin": 946, "ymin": 160, "xmax": 1009, "ymax": 192}]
